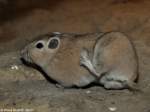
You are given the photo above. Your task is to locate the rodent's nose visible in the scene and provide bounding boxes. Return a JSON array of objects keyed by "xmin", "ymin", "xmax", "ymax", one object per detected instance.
[
  {"xmin": 21, "ymin": 49, "xmax": 25, "ymax": 56},
  {"xmin": 20, "ymin": 48, "xmax": 30, "ymax": 62},
  {"xmin": 20, "ymin": 48, "xmax": 27, "ymax": 58}
]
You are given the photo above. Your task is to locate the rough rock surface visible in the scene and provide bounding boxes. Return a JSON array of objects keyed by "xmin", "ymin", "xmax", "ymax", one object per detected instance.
[{"xmin": 0, "ymin": 0, "xmax": 150, "ymax": 112}]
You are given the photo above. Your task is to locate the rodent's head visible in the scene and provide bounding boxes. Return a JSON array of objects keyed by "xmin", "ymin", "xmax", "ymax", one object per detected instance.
[{"xmin": 21, "ymin": 33, "xmax": 61, "ymax": 67}]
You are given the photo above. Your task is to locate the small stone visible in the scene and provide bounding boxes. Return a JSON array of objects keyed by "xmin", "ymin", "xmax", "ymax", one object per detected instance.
[
  {"xmin": 108, "ymin": 107, "xmax": 117, "ymax": 111},
  {"xmin": 86, "ymin": 90, "xmax": 91, "ymax": 94},
  {"xmin": 11, "ymin": 65, "xmax": 19, "ymax": 70}
]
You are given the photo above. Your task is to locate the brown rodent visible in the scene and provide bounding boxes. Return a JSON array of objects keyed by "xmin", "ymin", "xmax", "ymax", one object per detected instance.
[
  {"xmin": 21, "ymin": 32, "xmax": 139, "ymax": 90},
  {"xmin": 21, "ymin": 32, "xmax": 102, "ymax": 87}
]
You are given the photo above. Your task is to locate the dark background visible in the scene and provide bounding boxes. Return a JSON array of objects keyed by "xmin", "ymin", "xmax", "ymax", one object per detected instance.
[{"xmin": 0, "ymin": 0, "xmax": 149, "ymax": 53}]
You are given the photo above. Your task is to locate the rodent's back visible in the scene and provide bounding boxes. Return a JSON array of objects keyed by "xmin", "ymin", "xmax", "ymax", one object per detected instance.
[{"xmin": 93, "ymin": 32, "xmax": 138, "ymax": 81}]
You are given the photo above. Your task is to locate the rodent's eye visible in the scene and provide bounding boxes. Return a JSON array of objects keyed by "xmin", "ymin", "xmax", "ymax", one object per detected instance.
[
  {"xmin": 48, "ymin": 38, "xmax": 59, "ymax": 49},
  {"xmin": 36, "ymin": 42, "xmax": 44, "ymax": 49}
]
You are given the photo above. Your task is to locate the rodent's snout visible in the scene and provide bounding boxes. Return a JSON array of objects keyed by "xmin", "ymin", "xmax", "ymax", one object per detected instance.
[
  {"xmin": 20, "ymin": 48, "xmax": 27, "ymax": 58},
  {"xmin": 20, "ymin": 48, "xmax": 32, "ymax": 63},
  {"xmin": 20, "ymin": 48, "xmax": 27, "ymax": 63}
]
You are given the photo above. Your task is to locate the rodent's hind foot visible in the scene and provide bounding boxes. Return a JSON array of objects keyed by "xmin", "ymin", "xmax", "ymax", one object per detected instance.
[
  {"xmin": 103, "ymin": 79, "xmax": 142, "ymax": 93},
  {"xmin": 104, "ymin": 81, "xmax": 124, "ymax": 90}
]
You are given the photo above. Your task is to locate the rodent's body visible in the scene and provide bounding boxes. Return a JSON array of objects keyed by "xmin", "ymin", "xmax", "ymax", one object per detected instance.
[
  {"xmin": 42, "ymin": 33, "xmax": 100, "ymax": 87},
  {"xmin": 21, "ymin": 32, "xmax": 139, "ymax": 89}
]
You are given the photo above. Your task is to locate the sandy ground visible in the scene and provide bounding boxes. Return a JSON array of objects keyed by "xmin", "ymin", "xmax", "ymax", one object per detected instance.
[{"xmin": 0, "ymin": 0, "xmax": 150, "ymax": 112}]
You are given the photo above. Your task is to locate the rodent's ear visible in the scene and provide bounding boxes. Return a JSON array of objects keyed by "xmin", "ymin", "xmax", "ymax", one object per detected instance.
[{"xmin": 47, "ymin": 37, "xmax": 60, "ymax": 49}]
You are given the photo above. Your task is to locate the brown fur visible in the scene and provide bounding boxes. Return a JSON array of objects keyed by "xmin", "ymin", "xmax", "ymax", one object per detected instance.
[{"xmin": 21, "ymin": 32, "xmax": 103, "ymax": 87}]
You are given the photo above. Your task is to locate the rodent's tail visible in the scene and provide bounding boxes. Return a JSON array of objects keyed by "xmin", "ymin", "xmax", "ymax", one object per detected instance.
[{"xmin": 124, "ymin": 81, "xmax": 143, "ymax": 93}]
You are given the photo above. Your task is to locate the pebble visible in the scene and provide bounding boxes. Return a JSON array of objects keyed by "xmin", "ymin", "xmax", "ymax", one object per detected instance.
[
  {"xmin": 86, "ymin": 90, "xmax": 91, "ymax": 94},
  {"xmin": 108, "ymin": 107, "xmax": 117, "ymax": 111},
  {"xmin": 10, "ymin": 65, "xmax": 19, "ymax": 70}
]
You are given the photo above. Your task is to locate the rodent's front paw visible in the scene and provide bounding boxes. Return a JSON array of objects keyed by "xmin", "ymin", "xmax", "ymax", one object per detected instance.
[
  {"xmin": 80, "ymin": 57, "xmax": 87, "ymax": 66},
  {"xmin": 80, "ymin": 50, "xmax": 89, "ymax": 66},
  {"xmin": 80, "ymin": 51, "xmax": 92, "ymax": 68}
]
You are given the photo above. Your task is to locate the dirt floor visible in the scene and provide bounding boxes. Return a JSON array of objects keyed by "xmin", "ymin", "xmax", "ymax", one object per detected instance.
[{"xmin": 0, "ymin": 0, "xmax": 150, "ymax": 112}]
